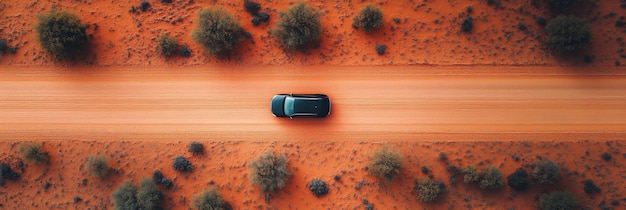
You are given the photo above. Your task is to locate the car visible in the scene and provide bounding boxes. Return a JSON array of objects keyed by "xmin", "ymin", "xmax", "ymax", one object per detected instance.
[{"xmin": 271, "ymin": 94, "xmax": 331, "ymax": 118}]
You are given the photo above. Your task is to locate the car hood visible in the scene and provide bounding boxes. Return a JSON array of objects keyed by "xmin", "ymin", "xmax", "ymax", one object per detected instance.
[{"xmin": 271, "ymin": 95, "xmax": 286, "ymax": 117}]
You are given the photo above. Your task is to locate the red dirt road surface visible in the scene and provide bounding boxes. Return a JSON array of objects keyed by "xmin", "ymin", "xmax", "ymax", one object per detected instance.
[{"xmin": 2, "ymin": 66, "xmax": 625, "ymax": 141}]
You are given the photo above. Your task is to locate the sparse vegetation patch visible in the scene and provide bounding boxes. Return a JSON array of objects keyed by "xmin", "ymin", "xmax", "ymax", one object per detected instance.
[
  {"xmin": 35, "ymin": 10, "xmax": 88, "ymax": 60},
  {"xmin": 414, "ymin": 178, "xmax": 445, "ymax": 202},
  {"xmin": 248, "ymin": 152, "xmax": 290, "ymax": 192},
  {"xmin": 192, "ymin": 8, "xmax": 244, "ymax": 57},
  {"xmin": 19, "ymin": 142, "xmax": 49, "ymax": 165},
  {"xmin": 367, "ymin": 145, "xmax": 401, "ymax": 181},
  {"xmin": 352, "ymin": 4, "xmax": 383, "ymax": 33},
  {"xmin": 271, "ymin": 2, "xmax": 322, "ymax": 50}
]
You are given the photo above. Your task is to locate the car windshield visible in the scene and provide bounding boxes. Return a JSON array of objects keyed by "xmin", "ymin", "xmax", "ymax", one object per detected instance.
[{"xmin": 284, "ymin": 97, "xmax": 295, "ymax": 116}]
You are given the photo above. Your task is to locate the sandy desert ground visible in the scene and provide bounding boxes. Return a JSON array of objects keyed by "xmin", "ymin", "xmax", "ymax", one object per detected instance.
[{"xmin": 1, "ymin": 0, "xmax": 626, "ymax": 210}]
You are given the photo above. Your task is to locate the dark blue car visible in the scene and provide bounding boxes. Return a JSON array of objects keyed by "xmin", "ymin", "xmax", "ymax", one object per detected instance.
[{"xmin": 271, "ymin": 94, "xmax": 331, "ymax": 118}]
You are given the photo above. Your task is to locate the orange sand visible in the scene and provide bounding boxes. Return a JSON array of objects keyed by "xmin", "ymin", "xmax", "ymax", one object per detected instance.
[{"xmin": 1, "ymin": 0, "xmax": 626, "ymax": 210}]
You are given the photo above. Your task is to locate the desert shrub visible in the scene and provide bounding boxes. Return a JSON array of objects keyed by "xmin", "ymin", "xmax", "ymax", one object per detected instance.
[
  {"xmin": 156, "ymin": 34, "xmax": 178, "ymax": 57},
  {"xmin": 545, "ymin": 0, "xmax": 580, "ymax": 12},
  {"xmin": 112, "ymin": 180, "xmax": 139, "ymax": 210},
  {"xmin": 438, "ymin": 152, "xmax": 447, "ymax": 161},
  {"xmin": 35, "ymin": 10, "xmax": 88, "ymax": 60},
  {"xmin": 545, "ymin": 15, "xmax": 591, "ymax": 52},
  {"xmin": 153, "ymin": 170, "xmax": 164, "ymax": 183},
  {"xmin": 257, "ymin": 12, "xmax": 269, "ymax": 22},
  {"xmin": 172, "ymin": 156, "xmax": 193, "ymax": 172},
  {"xmin": 244, "ymin": 0, "xmax": 261, "ymax": 15},
  {"xmin": 248, "ymin": 151, "xmax": 290, "ymax": 192},
  {"xmin": 307, "ymin": 178, "xmax": 329, "ymax": 197},
  {"xmin": 192, "ymin": 188, "xmax": 229, "ymax": 210},
  {"xmin": 352, "ymin": 4, "xmax": 383, "ymax": 33},
  {"xmin": 179, "ymin": 45, "xmax": 191, "ymax": 57},
  {"xmin": 19, "ymin": 142, "xmax": 49, "ymax": 164},
  {"xmin": 85, "ymin": 154, "xmax": 109, "ymax": 178},
  {"xmin": 160, "ymin": 0, "xmax": 172, "ymax": 3},
  {"xmin": 538, "ymin": 191, "xmax": 577, "ymax": 210},
  {"xmin": 188, "ymin": 141, "xmax": 203, "ymax": 155},
  {"xmin": 414, "ymin": 178, "xmax": 445, "ymax": 202},
  {"xmin": 583, "ymin": 179, "xmax": 601, "ymax": 194},
  {"xmin": 461, "ymin": 165, "xmax": 481, "ymax": 183},
  {"xmin": 461, "ymin": 16, "xmax": 473, "ymax": 32},
  {"xmin": 0, "ymin": 39, "xmax": 7, "ymax": 52},
  {"xmin": 140, "ymin": 1, "xmax": 151, "ymax": 11},
  {"xmin": 507, "ymin": 168, "xmax": 529, "ymax": 191},
  {"xmin": 271, "ymin": 2, "xmax": 322, "ymax": 50},
  {"xmin": 191, "ymin": 8, "xmax": 244, "ymax": 57},
  {"xmin": 0, "ymin": 163, "xmax": 20, "ymax": 181},
  {"xmin": 367, "ymin": 145, "xmax": 402, "ymax": 181},
  {"xmin": 161, "ymin": 178, "xmax": 173, "ymax": 189},
  {"xmin": 531, "ymin": 159, "xmax": 560, "ymax": 184},
  {"xmin": 137, "ymin": 178, "xmax": 163, "ymax": 210},
  {"xmin": 375, "ymin": 44, "xmax": 386, "ymax": 55},
  {"xmin": 537, "ymin": 17, "xmax": 547, "ymax": 26},
  {"xmin": 479, "ymin": 166, "xmax": 504, "ymax": 190},
  {"xmin": 601, "ymin": 152, "xmax": 611, "ymax": 160}
]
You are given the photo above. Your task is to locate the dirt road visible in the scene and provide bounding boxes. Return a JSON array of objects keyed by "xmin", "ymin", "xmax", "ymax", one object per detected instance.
[{"xmin": 1, "ymin": 66, "xmax": 625, "ymax": 141}]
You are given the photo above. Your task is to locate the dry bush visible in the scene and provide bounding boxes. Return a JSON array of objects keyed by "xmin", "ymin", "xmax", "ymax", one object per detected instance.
[
  {"xmin": 35, "ymin": 10, "xmax": 88, "ymax": 60},
  {"xmin": 307, "ymin": 178, "xmax": 329, "ymax": 197},
  {"xmin": 367, "ymin": 145, "xmax": 402, "ymax": 181},
  {"xmin": 461, "ymin": 16, "xmax": 473, "ymax": 32},
  {"xmin": 156, "ymin": 34, "xmax": 178, "ymax": 57},
  {"xmin": 0, "ymin": 163, "xmax": 20, "ymax": 181},
  {"xmin": 192, "ymin": 8, "xmax": 244, "ymax": 57},
  {"xmin": 507, "ymin": 168, "xmax": 529, "ymax": 191},
  {"xmin": 352, "ymin": 4, "xmax": 383, "ymax": 33},
  {"xmin": 112, "ymin": 180, "xmax": 139, "ymax": 210},
  {"xmin": 192, "ymin": 188, "xmax": 230, "ymax": 210},
  {"xmin": 531, "ymin": 159, "xmax": 560, "ymax": 184},
  {"xmin": 479, "ymin": 166, "xmax": 504, "ymax": 190},
  {"xmin": 188, "ymin": 141, "xmax": 203, "ymax": 155},
  {"xmin": 248, "ymin": 151, "xmax": 290, "ymax": 192},
  {"xmin": 545, "ymin": 15, "xmax": 590, "ymax": 52},
  {"xmin": 271, "ymin": 2, "xmax": 321, "ymax": 50},
  {"xmin": 19, "ymin": 142, "xmax": 49, "ymax": 164},
  {"xmin": 545, "ymin": 0, "xmax": 580, "ymax": 12},
  {"xmin": 172, "ymin": 156, "xmax": 193, "ymax": 172},
  {"xmin": 461, "ymin": 165, "xmax": 481, "ymax": 183},
  {"xmin": 538, "ymin": 191, "xmax": 577, "ymax": 210},
  {"xmin": 85, "ymin": 154, "xmax": 109, "ymax": 178},
  {"xmin": 414, "ymin": 178, "xmax": 445, "ymax": 202}
]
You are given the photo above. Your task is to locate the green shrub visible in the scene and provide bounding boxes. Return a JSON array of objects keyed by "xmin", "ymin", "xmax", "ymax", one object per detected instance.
[
  {"xmin": 112, "ymin": 180, "xmax": 139, "ymax": 210},
  {"xmin": 271, "ymin": 2, "xmax": 322, "ymax": 50},
  {"xmin": 85, "ymin": 154, "xmax": 109, "ymax": 178},
  {"xmin": 414, "ymin": 178, "xmax": 445, "ymax": 202},
  {"xmin": 35, "ymin": 10, "xmax": 88, "ymax": 60},
  {"xmin": 18, "ymin": 142, "xmax": 49, "ymax": 165},
  {"xmin": 136, "ymin": 178, "xmax": 163, "ymax": 210},
  {"xmin": 538, "ymin": 191, "xmax": 577, "ymax": 210},
  {"xmin": 507, "ymin": 168, "xmax": 529, "ymax": 191},
  {"xmin": 248, "ymin": 151, "xmax": 290, "ymax": 192},
  {"xmin": 545, "ymin": 15, "xmax": 591, "ymax": 52},
  {"xmin": 156, "ymin": 34, "xmax": 178, "ymax": 57},
  {"xmin": 367, "ymin": 145, "xmax": 402, "ymax": 181},
  {"xmin": 188, "ymin": 141, "xmax": 203, "ymax": 155},
  {"xmin": 192, "ymin": 188, "xmax": 229, "ymax": 210},
  {"xmin": 191, "ymin": 8, "xmax": 244, "ymax": 57},
  {"xmin": 531, "ymin": 159, "xmax": 560, "ymax": 184},
  {"xmin": 172, "ymin": 156, "xmax": 193, "ymax": 172},
  {"xmin": 352, "ymin": 4, "xmax": 383, "ymax": 33},
  {"xmin": 479, "ymin": 166, "xmax": 504, "ymax": 190},
  {"xmin": 461, "ymin": 165, "xmax": 481, "ymax": 183},
  {"xmin": 307, "ymin": 178, "xmax": 329, "ymax": 197}
]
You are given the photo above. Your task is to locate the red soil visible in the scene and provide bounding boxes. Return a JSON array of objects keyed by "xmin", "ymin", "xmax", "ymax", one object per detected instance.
[{"xmin": 1, "ymin": 0, "xmax": 626, "ymax": 210}]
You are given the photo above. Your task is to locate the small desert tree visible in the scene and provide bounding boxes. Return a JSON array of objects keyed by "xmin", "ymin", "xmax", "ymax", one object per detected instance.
[
  {"xmin": 461, "ymin": 165, "xmax": 481, "ymax": 183},
  {"xmin": 352, "ymin": 4, "xmax": 383, "ymax": 33},
  {"xmin": 545, "ymin": 15, "xmax": 591, "ymax": 52},
  {"xmin": 531, "ymin": 159, "xmax": 560, "ymax": 184},
  {"xmin": 188, "ymin": 141, "xmax": 203, "ymax": 155},
  {"xmin": 192, "ymin": 188, "xmax": 229, "ymax": 210},
  {"xmin": 192, "ymin": 8, "xmax": 244, "ymax": 57},
  {"xmin": 172, "ymin": 156, "xmax": 193, "ymax": 172},
  {"xmin": 507, "ymin": 168, "xmax": 530, "ymax": 191},
  {"xmin": 136, "ymin": 178, "xmax": 163, "ymax": 210},
  {"xmin": 85, "ymin": 154, "xmax": 109, "ymax": 178},
  {"xmin": 538, "ymin": 191, "xmax": 577, "ymax": 210},
  {"xmin": 248, "ymin": 151, "xmax": 290, "ymax": 192},
  {"xmin": 19, "ymin": 142, "xmax": 49, "ymax": 165},
  {"xmin": 307, "ymin": 178, "xmax": 329, "ymax": 197},
  {"xmin": 367, "ymin": 145, "xmax": 402, "ymax": 181},
  {"xmin": 271, "ymin": 2, "xmax": 322, "ymax": 50},
  {"xmin": 35, "ymin": 10, "xmax": 88, "ymax": 60},
  {"xmin": 156, "ymin": 34, "xmax": 178, "ymax": 58},
  {"xmin": 414, "ymin": 178, "xmax": 445, "ymax": 202}
]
